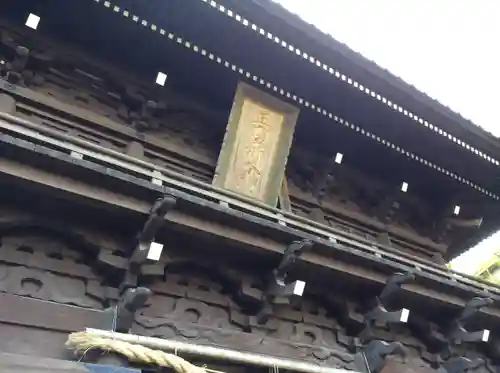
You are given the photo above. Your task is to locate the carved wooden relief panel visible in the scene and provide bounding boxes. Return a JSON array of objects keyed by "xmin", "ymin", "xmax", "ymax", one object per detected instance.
[
  {"xmin": 214, "ymin": 82, "xmax": 299, "ymax": 206},
  {"xmin": 131, "ymin": 261, "xmax": 359, "ymax": 370},
  {"xmin": 0, "ymin": 204, "xmax": 495, "ymax": 372},
  {"xmin": 0, "ymin": 9, "xmax": 498, "ymax": 373},
  {"xmin": 126, "ymin": 251, "xmax": 500, "ymax": 373},
  {"xmin": 0, "ymin": 221, "xmax": 118, "ymax": 309}
]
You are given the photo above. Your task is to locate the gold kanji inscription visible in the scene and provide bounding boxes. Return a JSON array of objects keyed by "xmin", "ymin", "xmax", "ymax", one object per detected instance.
[{"xmin": 214, "ymin": 82, "xmax": 299, "ymax": 206}]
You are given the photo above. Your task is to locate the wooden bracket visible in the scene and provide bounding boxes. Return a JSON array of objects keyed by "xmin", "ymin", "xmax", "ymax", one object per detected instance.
[
  {"xmin": 254, "ymin": 239, "xmax": 313, "ymax": 324},
  {"xmin": 360, "ymin": 271, "xmax": 414, "ymax": 342},
  {"xmin": 120, "ymin": 194, "xmax": 177, "ymax": 293},
  {"xmin": 446, "ymin": 297, "xmax": 492, "ymax": 345},
  {"xmin": 359, "ymin": 340, "xmax": 406, "ymax": 373}
]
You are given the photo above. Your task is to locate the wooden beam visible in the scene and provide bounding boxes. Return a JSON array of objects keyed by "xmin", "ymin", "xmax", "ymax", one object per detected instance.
[
  {"xmin": 0, "ymin": 113, "xmax": 446, "ymax": 258},
  {"xmin": 279, "ymin": 175, "xmax": 292, "ymax": 212},
  {"xmin": 1, "ymin": 156, "xmax": 500, "ymax": 323},
  {"xmin": 0, "ymin": 293, "xmax": 107, "ymax": 332}
]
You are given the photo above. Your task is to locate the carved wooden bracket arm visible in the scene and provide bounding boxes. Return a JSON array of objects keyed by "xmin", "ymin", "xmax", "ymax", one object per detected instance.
[
  {"xmin": 356, "ymin": 340, "xmax": 407, "ymax": 373},
  {"xmin": 0, "ymin": 32, "xmax": 52, "ymax": 87},
  {"xmin": 118, "ymin": 194, "xmax": 177, "ymax": 292},
  {"xmin": 93, "ymin": 194, "xmax": 176, "ymax": 294},
  {"xmin": 432, "ymin": 201, "xmax": 482, "ymax": 244},
  {"xmin": 359, "ymin": 271, "xmax": 414, "ymax": 342},
  {"xmin": 102, "ymin": 287, "xmax": 152, "ymax": 333},
  {"xmin": 85, "ymin": 287, "xmax": 153, "ymax": 367},
  {"xmin": 446, "ymin": 297, "xmax": 493, "ymax": 345},
  {"xmin": 130, "ymin": 194, "xmax": 177, "ymax": 266},
  {"xmin": 254, "ymin": 238, "xmax": 313, "ymax": 324}
]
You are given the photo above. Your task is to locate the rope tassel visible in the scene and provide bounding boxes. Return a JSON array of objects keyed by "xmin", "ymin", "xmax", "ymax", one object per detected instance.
[
  {"xmin": 66, "ymin": 332, "xmax": 207, "ymax": 373},
  {"xmin": 69, "ymin": 329, "xmax": 358, "ymax": 373}
]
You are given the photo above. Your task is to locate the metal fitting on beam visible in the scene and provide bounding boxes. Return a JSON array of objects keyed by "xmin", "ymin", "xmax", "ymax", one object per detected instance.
[{"xmin": 365, "ymin": 307, "xmax": 410, "ymax": 325}]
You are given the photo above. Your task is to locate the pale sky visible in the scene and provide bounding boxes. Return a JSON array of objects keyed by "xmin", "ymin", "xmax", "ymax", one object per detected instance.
[{"xmin": 273, "ymin": 0, "xmax": 500, "ymax": 273}]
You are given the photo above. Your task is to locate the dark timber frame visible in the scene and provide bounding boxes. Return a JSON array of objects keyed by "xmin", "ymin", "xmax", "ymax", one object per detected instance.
[
  {"xmin": 1, "ymin": 1, "xmax": 500, "ymax": 373},
  {"xmin": 70, "ymin": 0, "xmax": 500, "ymax": 254}
]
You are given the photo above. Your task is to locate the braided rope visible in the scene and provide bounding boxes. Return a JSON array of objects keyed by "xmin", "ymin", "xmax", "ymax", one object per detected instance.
[{"xmin": 66, "ymin": 331, "xmax": 207, "ymax": 373}]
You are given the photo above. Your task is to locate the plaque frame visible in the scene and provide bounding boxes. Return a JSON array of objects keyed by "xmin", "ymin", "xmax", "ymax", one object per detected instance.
[{"xmin": 213, "ymin": 82, "xmax": 299, "ymax": 207}]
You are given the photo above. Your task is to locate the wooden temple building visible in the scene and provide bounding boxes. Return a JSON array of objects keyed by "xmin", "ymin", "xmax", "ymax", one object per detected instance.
[{"xmin": 2, "ymin": 0, "xmax": 500, "ymax": 372}]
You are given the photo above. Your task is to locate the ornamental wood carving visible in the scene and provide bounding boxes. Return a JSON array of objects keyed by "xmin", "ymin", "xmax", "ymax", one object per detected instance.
[
  {"xmin": 0, "ymin": 21, "xmax": 480, "ymax": 261},
  {"xmin": 129, "ymin": 256, "xmax": 499, "ymax": 372},
  {"xmin": 133, "ymin": 262, "xmax": 357, "ymax": 370},
  {"xmin": 214, "ymin": 82, "xmax": 299, "ymax": 206},
  {"xmin": 0, "ymin": 222, "xmax": 120, "ymax": 309},
  {"xmin": 0, "ymin": 206, "xmax": 498, "ymax": 372}
]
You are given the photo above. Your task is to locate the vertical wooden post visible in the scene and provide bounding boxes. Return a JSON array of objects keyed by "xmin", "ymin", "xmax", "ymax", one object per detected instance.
[{"xmin": 279, "ymin": 175, "xmax": 292, "ymax": 212}]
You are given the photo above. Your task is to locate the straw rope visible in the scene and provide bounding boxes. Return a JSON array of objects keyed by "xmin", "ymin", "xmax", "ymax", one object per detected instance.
[{"xmin": 66, "ymin": 331, "xmax": 208, "ymax": 373}]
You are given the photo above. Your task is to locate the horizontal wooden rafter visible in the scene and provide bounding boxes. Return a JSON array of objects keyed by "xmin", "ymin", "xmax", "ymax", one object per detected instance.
[{"xmin": 0, "ymin": 293, "xmax": 107, "ymax": 332}]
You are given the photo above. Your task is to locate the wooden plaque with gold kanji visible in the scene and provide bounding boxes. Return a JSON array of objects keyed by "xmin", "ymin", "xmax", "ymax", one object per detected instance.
[{"xmin": 213, "ymin": 82, "xmax": 299, "ymax": 207}]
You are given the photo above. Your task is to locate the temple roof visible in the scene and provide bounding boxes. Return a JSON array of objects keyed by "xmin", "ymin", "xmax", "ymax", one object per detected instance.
[
  {"xmin": 250, "ymin": 0, "xmax": 500, "ymax": 144},
  {"xmin": 2, "ymin": 0, "xmax": 500, "ymax": 259},
  {"xmin": 5, "ymin": 0, "xmax": 500, "ymax": 327}
]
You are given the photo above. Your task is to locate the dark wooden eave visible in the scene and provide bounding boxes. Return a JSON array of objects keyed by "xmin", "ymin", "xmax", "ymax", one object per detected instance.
[
  {"xmin": 4, "ymin": 0, "xmax": 499, "ymax": 197},
  {"xmin": 212, "ymin": 0, "xmax": 500, "ymax": 166},
  {"xmin": 1, "ymin": 0, "xmax": 500, "ymax": 259},
  {"xmin": 227, "ymin": 0, "xmax": 500, "ymax": 154},
  {"xmin": 69, "ymin": 0, "xmax": 500, "ymax": 198},
  {"xmin": 2, "ymin": 112, "xmax": 500, "ymax": 331}
]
